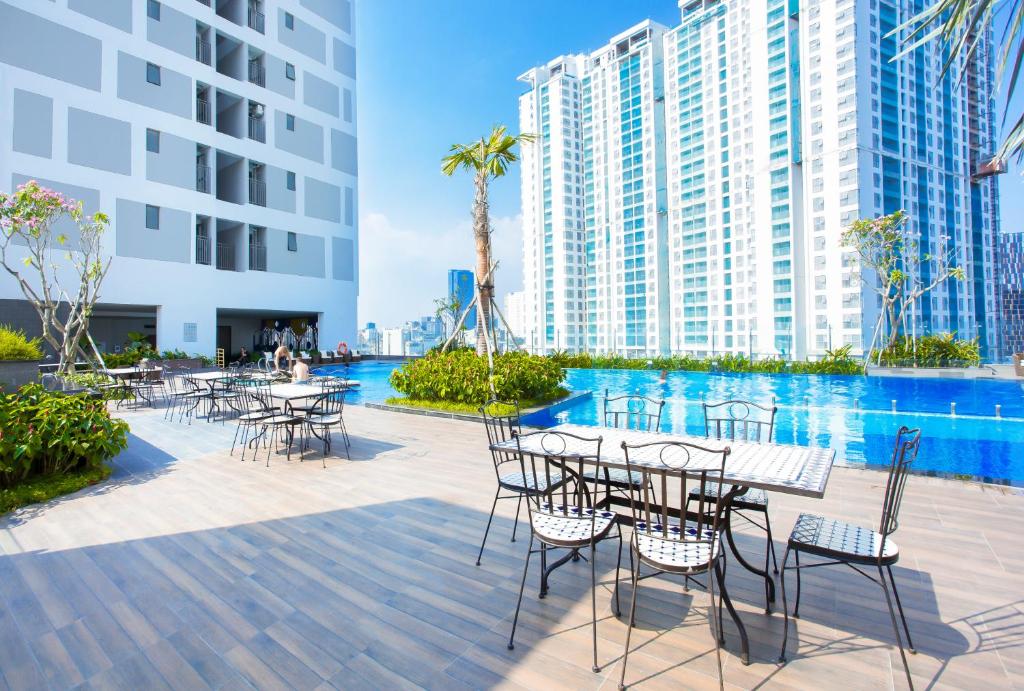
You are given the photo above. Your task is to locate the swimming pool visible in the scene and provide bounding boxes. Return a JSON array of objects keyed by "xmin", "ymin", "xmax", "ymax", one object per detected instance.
[{"xmin": 315, "ymin": 362, "xmax": 1024, "ymax": 485}]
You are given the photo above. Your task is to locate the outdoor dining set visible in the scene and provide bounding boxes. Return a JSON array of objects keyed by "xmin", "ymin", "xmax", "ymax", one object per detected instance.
[
  {"xmin": 96, "ymin": 363, "xmax": 355, "ymax": 466},
  {"xmin": 479, "ymin": 391, "xmax": 921, "ymax": 689}
]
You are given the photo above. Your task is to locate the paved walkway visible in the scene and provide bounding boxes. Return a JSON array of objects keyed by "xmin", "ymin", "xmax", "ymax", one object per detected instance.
[{"xmin": 0, "ymin": 405, "xmax": 1022, "ymax": 689}]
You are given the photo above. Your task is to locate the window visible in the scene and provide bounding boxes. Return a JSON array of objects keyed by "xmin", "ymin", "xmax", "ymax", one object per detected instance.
[
  {"xmin": 286, "ymin": 171, "xmax": 296, "ymax": 190},
  {"xmin": 145, "ymin": 205, "xmax": 160, "ymax": 230},
  {"xmin": 146, "ymin": 62, "xmax": 161, "ymax": 85},
  {"xmin": 287, "ymin": 231, "xmax": 297, "ymax": 252},
  {"xmin": 183, "ymin": 322, "xmax": 197, "ymax": 343},
  {"xmin": 285, "ymin": 113, "xmax": 295, "ymax": 131},
  {"xmin": 146, "ymin": 128, "xmax": 160, "ymax": 153},
  {"xmin": 147, "ymin": 0, "xmax": 160, "ymax": 20},
  {"xmin": 285, "ymin": 62, "xmax": 295, "ymax": 81},
  {"xmin": 284, "ymin": 12, "xmax": 294, "ymax": 29}
]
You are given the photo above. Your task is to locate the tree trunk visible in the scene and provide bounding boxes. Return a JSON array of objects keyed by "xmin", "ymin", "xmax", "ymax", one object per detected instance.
[{"xmin": 472, "ymin": 170, "xmax": 492, "ymax": 357}]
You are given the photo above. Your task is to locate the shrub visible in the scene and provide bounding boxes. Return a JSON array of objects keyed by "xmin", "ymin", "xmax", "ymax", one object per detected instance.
[
  {"xmin": 0, "ymin": 324, "xmax": 43, "ymax": 361},
  {"xmin": 0, "ymin": 384, "xmax": 129, "ymax": 489},
  {"xmin": 871, "ymin": 333, "xmax": 980, "ymax": 368},
  {"xmin": 390, "ymin": 350, "xmax": 565, "ymax": 405},
  {"xmin": 548, "ymin": 349, "xmax": 862, "ymax": 375}
]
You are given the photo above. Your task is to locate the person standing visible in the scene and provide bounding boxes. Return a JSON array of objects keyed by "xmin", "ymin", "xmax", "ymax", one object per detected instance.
[{"xmin": 273, "ymin": 344, "xmax": 291, "ymax": 372}]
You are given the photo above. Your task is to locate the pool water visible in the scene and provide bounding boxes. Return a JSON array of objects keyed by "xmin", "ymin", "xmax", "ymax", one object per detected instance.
[{"xmin": 315, "ymin": 362, "xmax": 1024, "ymax": 485}]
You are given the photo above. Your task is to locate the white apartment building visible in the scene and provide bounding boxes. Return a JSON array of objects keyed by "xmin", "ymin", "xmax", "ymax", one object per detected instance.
[
  {"xmin": 520, "ymin": 0, "xmax": 1001, "ymax": 359},
  {"xmin": 0, "ymin": 0, "xmax": 358, "ymax": 357},
  {"xmin": 503, "ymin": 290, "xmax": 528, "ymax": 345}
]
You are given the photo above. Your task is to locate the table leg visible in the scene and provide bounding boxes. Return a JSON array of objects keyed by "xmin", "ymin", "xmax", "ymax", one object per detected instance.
[{"xmin": 720, "ymin": 486, "xmax": 776, "ymax": 612}]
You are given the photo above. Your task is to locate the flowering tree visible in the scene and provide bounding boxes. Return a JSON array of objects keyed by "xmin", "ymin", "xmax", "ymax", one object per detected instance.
[
  {"xmin": 842, "ymin": 210, "xmax": 964, "ymax": 367},
  {"xmin": 0, "ymin": 180, "xmax": 111, "ymax": 375}
]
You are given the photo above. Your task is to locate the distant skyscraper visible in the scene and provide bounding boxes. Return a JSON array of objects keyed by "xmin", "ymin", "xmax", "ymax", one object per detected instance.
[
  {"xmin": 448, "ymin": 269, "xmax": 476, "ymax": 329},
  {"xmin": 999, "ymin": 232, "xmax": 1024, "ymax": 357},
  {"xmin": 519, "ymin": 0, "xmax": 1001, "ymax": 358},
  {"xmin": 503, "ymin": 290, "xmax": 528, "ymax": 346}
]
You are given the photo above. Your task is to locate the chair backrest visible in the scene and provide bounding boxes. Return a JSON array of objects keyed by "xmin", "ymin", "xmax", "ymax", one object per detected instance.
[
  {"xmin": 310, "ymin": 385, "xmax": 346, "ymax": 417},
  {"xmin": 480, "ymin": 399, "xmax": 521, "ymax": 478},
  {"xmin": 603, "ymin": 389, "xmax": 665, "ymax": 432},
  {"xmin": 703, "ymin": 398, "xmax": 777, "ymax": 443},
  {"xmin": 513, "ymin": 429, "xmax": 604, "ymax": 530},
  {"xmin": 621, "ymin": 439, "xmax": 730, "ymax": 548},
  {"xmin": 40, "ymin": 373, "xmax": 61, "ymax": 391},
  {"xmin": 878, "ymin": 426, "xmax": 921, "ymax": 549}
]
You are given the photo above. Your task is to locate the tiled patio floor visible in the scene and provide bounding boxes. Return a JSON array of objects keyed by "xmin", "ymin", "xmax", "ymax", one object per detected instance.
[{"xmin": 0, "ymin": 405, "xmax": 1022, "ymax": 689}]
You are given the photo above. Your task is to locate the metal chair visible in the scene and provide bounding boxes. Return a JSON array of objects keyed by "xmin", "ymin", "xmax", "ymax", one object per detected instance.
[
  {"xmin": 304, "ymin": 383, "xmax": 350, "ymax": 465},
  {"xmin": 778, "ymin": 426, "xmax": 922, "ymax": 690},
  {"xmin": 687, "ymin": 398, "xmax": 779, "ymax": 609},
  {"xmin": 618, "ymin": 439, "xmax": 732, "ymax": 690},
  {"xmin": 507, "ymin": 429, "xmax": 622, "ymax": 675},
  {"xmin": 249, "ymin": 380, "xmax": 305, "ymax": 466},
  {"xmin": 230, "ymin": 381, "xmax": 275, "ymax": 461},
  {"xmin": 477, "ymin": 400, "xmax": 560, "ymax": 565},
  {"xmin": 580, "ymin": 390, "xmax": 665, "ymax": 494}
]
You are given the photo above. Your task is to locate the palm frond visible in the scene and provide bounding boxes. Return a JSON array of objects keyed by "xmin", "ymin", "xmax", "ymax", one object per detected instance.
[
  {"xmin": 441, "ymin": 126, "xmax": 538, "ymax": 179},
  {"xmin": 894, "ymin": 0, "xmax": 1024, "ymax": 162}
]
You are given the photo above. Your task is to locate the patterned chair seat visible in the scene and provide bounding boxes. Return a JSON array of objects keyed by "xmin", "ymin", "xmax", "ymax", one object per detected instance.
[
  {"xmin": 688, "ymin": 482, "xmax": 768, "ymax": 510},
  {"xmin": 634, "ymin": 525, "xmax": 722, "ymax": 574},
  {"xmin": 579, "ymin": 467, "xmax": 646, "ymax": 488},
  {"xmin": 787, "ymin": 513, "xmax": 899, "ymax": 564},
  {"xmin": 306, "ymin": 413, "xmax": 342, "ymax": 425},
  {"xmin": 262, "ymin": 413, "xmax": 303, "ymax": 425},
  {"xmin": 498, "ymin": 471, "xmax": 564, "ymax": 493},
  {"xmin": 238, "ymin": 410, "xmax": 273, "ymax": 422},
  {"xmin": 530, "ymin": 507, "xmax": 615, "ymax": 546}
]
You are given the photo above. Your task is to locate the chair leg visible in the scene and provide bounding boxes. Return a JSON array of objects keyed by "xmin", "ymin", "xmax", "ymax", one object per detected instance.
[
  {"xmin": 591, "ymin": 542, "xmax": 600, "ymax": 673},
  {"xmin": 765, "ymin": 511, "xmax": 779, "ymax": 574},
  {"xmin": 511, "ymin": 493, "xmax": 523, "ymax": 542},
  {"xmin": 887, "ymin": 565, "xmax": 915, "ymax": 653},
  {"xmin": 778, "ymin": 545, "xmax": 792, "ymax": 663},
  {"xmin": 711, "ymin": 560, "xmax": 724, "ymax": 689},
  {"xmin": 618, "ymin": 554, "xmax": 640, "ymax": 690},
  {"xmin": 880, "ymin": 566, "xmax": 915, "ymax": 690},
  {"xmin": 613, "ymin": 526, "xmax": 623, "ymax": 617},
  {"xmin": 793, "ymin": 549, "xmax": 802, "ymax": 618},
  {"xmin": 476, "ymin": 488, "xmax": 500, "ymax": 566},
  {"xmin": 508, "ymin": 535, "xmax": 534, "ymax": 651}
]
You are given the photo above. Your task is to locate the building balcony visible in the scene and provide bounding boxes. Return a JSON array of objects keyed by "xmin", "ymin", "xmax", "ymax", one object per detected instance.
[
  {"xmin": 196, "ymin": 164, "xmax": 211, "ymax": 194},
  {"xmin": 248, "ymin": 116, "xmax": 265, "ymax": 143},
  {"xmin": 196, "ymin": 37, "xmax": 211, "ymax": 65},
  {"xmin": 248, "ymin": 61, "xmax": 265, "ymax": 87},
  {"xmin": 196, "ymin": 233, "xmax": 211, "ymax": 265},
  {"xmin": 248, "ymin": 242, "xmax": 266, "ymax": 271},
  {"xmin": 248, "ymin": 178, "xmax": 266, "ymax": 207},
  {"xmin": 247, "ymin": 8, "xmax": 265, "ymax": 34},
  {"xmin": 196, "ymin": 97, "xmax": 211, "ymax": 125},
  {"xmin": 216, "ymin": 243, "xmax": 235, "ymax": 271}
]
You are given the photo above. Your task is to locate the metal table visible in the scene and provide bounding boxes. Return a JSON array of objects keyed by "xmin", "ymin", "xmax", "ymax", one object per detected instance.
[
  {"xmin": 104, "ymin": 367, "xmax": 162, "ymax": 408},
  {"xmin": 492, "ymin": 422, "xmax": 836, "ymax": 664}
]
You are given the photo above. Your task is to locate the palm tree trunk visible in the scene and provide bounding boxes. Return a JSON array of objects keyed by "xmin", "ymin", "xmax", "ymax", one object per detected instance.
[{"xmin": 473, "ymin": 170, "xmax": 492, "ymax": 357}]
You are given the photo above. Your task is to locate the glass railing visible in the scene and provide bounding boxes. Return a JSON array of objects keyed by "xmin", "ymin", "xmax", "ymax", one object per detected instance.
[
  {"xmin": 249, "ymin": 178, "xmax": 266, "ymax": 207},
  {"xmin": 195, "ymin": 37, "xmax": 211, "ymax": 65},
  {"xmin": 248, "ymin": 116, "xmax": 265, "ymax": 142},
  {"xmin": 248, "ymin": 8, "xmax": 265, "ymax": 34}
]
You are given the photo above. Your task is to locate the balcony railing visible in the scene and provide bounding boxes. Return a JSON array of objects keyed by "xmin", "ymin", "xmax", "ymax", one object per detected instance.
[
  {"xmin": 196, "ymin": 164, "xmax": 211, "ymax": 193},
  {"xmin": 196, "ymin": 232, "xmax": 211, "ymax": 265},
  {"xmin": 249, "ymin": 178, "xmax": 266, "ymax": 207},
  {"xmin": 248, "ymin": 61, "xmax": 265, "ymax": 87},
  {"xmin": 216, "ymin": 243, "xmax": 235, "ymax": 271},
  {"xmin": 249, "ymin": 242, "xmax": 267, "ymax": 271},
  {"xmin": 195, "ymin": 37, "xmax": 211, "ymax": 65},
  {"xmin": 196, "ymin": 97, "xmax": 211, "ymax": 125},
  {"xmin": 248, "ymin": 8, "xmax": 265, "ymax": 34},
  {"xmin": 248, "ymin": 116, "xmax": 265, "ymax": 142}
]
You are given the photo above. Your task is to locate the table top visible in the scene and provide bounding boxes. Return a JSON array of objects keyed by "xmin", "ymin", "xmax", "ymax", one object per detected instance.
[
  {"xmin": 492, "ymin": 423, "xmax": 836, "ymax": 499},
  {"xmin": 188, "ymin": 370, "xmax": 278, "ymax": 381},
  {"xmin": 267, "ymin": 382, "xmax": 358, "ymax": 400},
  {"xmin": 104, "ymin": 367, "xmax": 161, "ymax": 376}
]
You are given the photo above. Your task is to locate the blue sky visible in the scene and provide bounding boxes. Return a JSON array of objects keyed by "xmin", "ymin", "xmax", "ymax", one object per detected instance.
[{"xmin": 355, "ymin": 0, "xmax": 1023, "ymax": 328}]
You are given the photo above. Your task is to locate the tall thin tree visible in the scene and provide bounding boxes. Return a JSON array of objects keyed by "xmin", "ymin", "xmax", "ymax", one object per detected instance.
[{"xmin": 441, "ymin": 125, "xmax": 535, "ymax": 356}]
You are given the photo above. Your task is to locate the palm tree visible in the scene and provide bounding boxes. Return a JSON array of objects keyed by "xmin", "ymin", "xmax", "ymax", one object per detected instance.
[
  {"xmin": 441, "ymin": 125, "xmax": 536, "ymax": 356},
  {"xmin": 899, "ymin": 0, "xmax": 1022, "ymax": 164}
]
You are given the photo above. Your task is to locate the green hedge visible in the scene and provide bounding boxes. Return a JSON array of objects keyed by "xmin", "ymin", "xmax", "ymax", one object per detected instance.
[
  {"xmin": 0, "ymin": 384, "xmax": 129, "ymax": 490},
  {"xmin": 390, "ymin": 350, "xmax": 566, "ymax": 405},
  {"xmin": 548, "ymin": 346, "xmax": 863, "ymax": 375},
  {"xmin": 101, "ymin": 347, "xmax": 209, "ymax": 368},
  {"xmin": 870, "ymin": 334, "xmax": 980, "ymax": 368},
  {"xmin": 0, "ymin": 324, "xmax": 42, "ymax": 361}
]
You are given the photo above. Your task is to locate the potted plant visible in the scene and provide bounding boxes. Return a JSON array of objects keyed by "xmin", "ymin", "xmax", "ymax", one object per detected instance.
[{"xmin": 0, "ymin": 325, "xmax": 43, "ymax": 391}]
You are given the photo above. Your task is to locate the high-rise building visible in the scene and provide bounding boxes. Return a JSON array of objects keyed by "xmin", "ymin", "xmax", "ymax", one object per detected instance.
[
  {"xmin": 503, "ymin": 290, "xmax": 528, "ymax": 346},
  {"xmin": 447, "ymin": 268, "xmax": 476, "ymax": 329},
  {"xmin": 999, "ymin": 232, "xmax": 1024, "ymax": 357},
  {"xmin": 0, "ymin": 0, "xmax": 359, "ymax": 356},
  {"xmin": 519, "ymin": 0, "xmax": 1001, "ymax": 359}
]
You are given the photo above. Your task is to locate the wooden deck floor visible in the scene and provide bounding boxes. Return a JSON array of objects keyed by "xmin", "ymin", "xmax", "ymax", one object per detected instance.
[{"xmin": 0, "ymin": 405, "xmax": 1022, "ymax": 690}]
